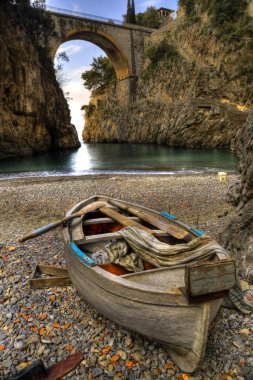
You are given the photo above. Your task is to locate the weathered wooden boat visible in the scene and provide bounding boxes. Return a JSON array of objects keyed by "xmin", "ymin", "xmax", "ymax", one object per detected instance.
[{"xmin": 63, "ymin": 195, "xmax": 236, "ymax": 373}]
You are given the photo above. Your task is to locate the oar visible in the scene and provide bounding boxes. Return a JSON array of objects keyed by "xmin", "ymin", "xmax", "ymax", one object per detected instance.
[
  {"xmin": 19, "ymin": 201, "xmax": 105, "ymax": 243},
  {"xmin": 107, "ymin": 199, "xmax": 190, "ymax": 240}
]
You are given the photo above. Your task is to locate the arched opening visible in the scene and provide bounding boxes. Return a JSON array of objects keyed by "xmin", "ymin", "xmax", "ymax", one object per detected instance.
[
  {"xmin": 54, "ymin": 39, "xmax": 119, "ymax": 140},
  {"xmin": 52, "ymin": 29, "xmax": 131, "ymax": 80}
]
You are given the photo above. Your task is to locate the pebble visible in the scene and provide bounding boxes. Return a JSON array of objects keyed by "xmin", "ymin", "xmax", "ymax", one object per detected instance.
[
  {"xmin": 117, "ymin": 350, "xmax": 127, "ymax": 360},
  {"xmin": 37, "ymin": 345, "xmax": 46, "ymax": 355},
  {"xmin": 15, "ymin": 363, "xmax": 28, "ymax": 372},
  {"xmin": 0, "ymin": 174, "xmax": 252, "ymax": 379},
  {"xmin": 25, "ymin": 335, "xmax": 39, "ymax": 345},
  {"xmin": 2, "ymin": 359, "xmax": 12, "ymax": 369},
  {"xmin": 141, "ymin": 371, "xmax": 154, "ymax": 380},
  {"xmin": 14, "ymin": 341, "xmax": 25, "ymax": 350},
  {"xmin": 92, "ymin": 367, "xmax": 103, "ymax": 378},
  {"xmin": 52, "ymin": 337, "xmax": 62, "ymax": 345}
]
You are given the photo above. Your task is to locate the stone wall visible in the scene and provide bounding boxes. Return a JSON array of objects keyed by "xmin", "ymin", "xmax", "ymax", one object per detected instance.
[{"xmin": 0, "ymin": 3, "xmax": 80, "ymax": 159}]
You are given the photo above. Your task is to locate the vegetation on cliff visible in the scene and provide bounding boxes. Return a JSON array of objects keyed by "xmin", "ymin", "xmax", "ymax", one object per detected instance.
[
  {"xmin": 81, "ymin": 56, "xmax": 116, "ymax": 94},
  {"xmin": 124, "ymin": 5, "xmax": 162, "ymax": 29},
  {"xmin": 144, "ymin": 39, "xmax": 179, "ymax": 76},
  {"xmin": 135, "ymin": 7, "xmax": 162, "ymax": 29},
  {"xmin": 179, "ymin": 0, "xmax": 253, "ymax": 39}
]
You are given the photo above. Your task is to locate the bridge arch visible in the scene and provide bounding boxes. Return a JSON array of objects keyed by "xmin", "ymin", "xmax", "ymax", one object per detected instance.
[
  {"xmin": 51, "ymin": 28, "xmax": 131, "ymax": 80},
  {"xmin": 47, "ymin": 9, "xmax": 152, "ymax": 104}
]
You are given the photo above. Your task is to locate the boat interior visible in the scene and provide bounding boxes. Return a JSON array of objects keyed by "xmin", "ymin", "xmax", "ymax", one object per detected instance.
[
  {"xmin": 71, "ymin": 199, "xmax": 197, "ymax": 278},
  {"xmin": 67, "ymin": 198, "xmax": 235, "ymax": 300}
]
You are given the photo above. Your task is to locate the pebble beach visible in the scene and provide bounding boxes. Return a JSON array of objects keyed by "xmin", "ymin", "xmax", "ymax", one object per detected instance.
[{"xmin": 0, "ymin": 173, "xmax": 252, "ymax": 380}]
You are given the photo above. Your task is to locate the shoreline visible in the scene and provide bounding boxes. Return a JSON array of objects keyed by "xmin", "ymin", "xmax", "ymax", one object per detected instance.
[
  {"xmin": 0, "ymin": 170, "xmax": 239, "ymax": 184},
  {"xmin": 1, "ymin": 173, "xmax": 253, "ymax": 379}
]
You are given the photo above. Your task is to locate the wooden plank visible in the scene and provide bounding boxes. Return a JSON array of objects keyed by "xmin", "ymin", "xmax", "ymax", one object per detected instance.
[
  {"xmin": 99, "ymin": 206, "xmax": 153, "ymax": 233},
  {"xmin": 76, "ymin": 229, "xmax": 167, "ymax": 245},
  {"xmin": 185, "ymin": 259, "xmax": 236, "ymax": 298},
  {"xmin": 83, "ymin": 216, "xmax": 141, "ymax": 225},
  {"xmin": 30, "ymin": 277, "xmax": 72, "ymax": 289},
  {"xmin": 108, "ymin": 199, "xmax": 189, "ymax": 240},
  {"xmin": 38, "ymin": 264, "xmax": 69, "ymax": 277},
  {"xmin": 29, "ymin": 264, "xmax": 72, "ymax": 289}
]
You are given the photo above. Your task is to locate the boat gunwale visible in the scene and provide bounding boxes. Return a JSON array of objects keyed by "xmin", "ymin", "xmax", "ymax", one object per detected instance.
[{"xmin": 63, "ymin": 195, "xmax": 226, "ymax": 305}]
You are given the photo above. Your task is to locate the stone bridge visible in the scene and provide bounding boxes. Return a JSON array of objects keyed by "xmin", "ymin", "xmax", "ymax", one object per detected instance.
[{"xmin": 46, "ymin": 6, "xmax": 153, "ymax": 105}]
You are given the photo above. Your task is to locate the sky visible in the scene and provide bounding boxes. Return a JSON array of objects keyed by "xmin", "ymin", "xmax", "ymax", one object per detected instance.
[{"xmin": 46, "ymin": 0, "xmax": 178, "ymax": 137}]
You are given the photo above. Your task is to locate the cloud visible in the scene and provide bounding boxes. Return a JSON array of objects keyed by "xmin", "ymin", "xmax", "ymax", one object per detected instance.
[
  {"xmin": 139, "ymin": 0, "xmax": 164, "ymax": 10},
  {"xmin": 62, "ymin": 66, "xmax": 91, "ymax": 136},
  {"xmin": 58, "ymin": 44, "xmax": 83, "ymax": 56},
  {"xmin": 72, "ymin": 3, "xmax": 81, "ymax": 12},
  {"xmin": 69, "ymin": 66, "xmax": 90, "ymax": 78}
]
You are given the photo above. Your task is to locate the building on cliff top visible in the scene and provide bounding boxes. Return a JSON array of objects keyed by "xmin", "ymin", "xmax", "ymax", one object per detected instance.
[{"xmin": 157, "ymin": 7, "xmax": 174, "ymax": 25}]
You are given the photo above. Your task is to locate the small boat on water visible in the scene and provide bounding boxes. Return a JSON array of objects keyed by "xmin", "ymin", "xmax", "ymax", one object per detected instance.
[{"xmin": 62, "ymin": 195, "xmax": 236, "ymax": 373}]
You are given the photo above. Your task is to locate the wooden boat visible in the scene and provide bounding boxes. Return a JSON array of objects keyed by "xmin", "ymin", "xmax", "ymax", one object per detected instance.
[{"xmin": 63, "ymin": 195, "xmax": 236, "ymax": 373}]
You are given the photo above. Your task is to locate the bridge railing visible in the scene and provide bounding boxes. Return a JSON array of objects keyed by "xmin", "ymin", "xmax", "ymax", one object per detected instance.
[{"xmin": 45, "ymin": 6, "xmax": 123, "ymax": 25}]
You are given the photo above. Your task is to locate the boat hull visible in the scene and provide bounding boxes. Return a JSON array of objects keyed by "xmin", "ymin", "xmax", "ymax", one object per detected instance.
[{"xmin": 63, "ymin": 196, "xmax": 224, "ymax": 373}]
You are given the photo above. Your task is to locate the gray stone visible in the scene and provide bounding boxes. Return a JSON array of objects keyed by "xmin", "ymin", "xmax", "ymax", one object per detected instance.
[
  {"xmin": 141, "ymin": 371, "xmax": 154, "ymax": 380},
  {"xmin": 92, "ymin": 368, "xmax": 103, "ymax": 378},
  {"xmin": 2, "ymin": 359, "xmax": 12, "ymax": 369},
  {"xmin": 52, "ymin": 337, "xmax": 62, "ymax": 345}
]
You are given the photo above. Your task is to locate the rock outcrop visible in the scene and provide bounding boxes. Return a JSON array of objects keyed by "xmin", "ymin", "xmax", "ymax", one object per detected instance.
[
  {"xmin": 83, "ymin": 3, "xmax": 252, "ymax": 149},
  {"xmin": 83, "ymin": 98, "xmax": 247, "ymax": 149},
  {"xmin": 222, "ymin": 112, "xmax": 253, "ymax": 282},
  {"xmin": 0, "ymin": 3, "xmax": 80, "ymax": 159}
]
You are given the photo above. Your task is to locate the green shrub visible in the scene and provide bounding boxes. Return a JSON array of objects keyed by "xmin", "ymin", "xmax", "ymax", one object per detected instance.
[
  {"xmin": 144, "ymin": 39, "xmax": 179, "ymax": 73},
  {"xmin": 82, "ymin": 56, "xmax": 116, "ymax": 93},
  {"xmin": 180, "ymin": 0, "xmax": 253, "ymax": 39},
  {"xmin": 81, "ymin": 104, "xmax": 96, "ymax": 117}
]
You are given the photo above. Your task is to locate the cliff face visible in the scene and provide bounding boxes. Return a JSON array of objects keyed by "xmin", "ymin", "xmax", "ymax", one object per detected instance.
[
  {"xmin": 222, "ymin": 112, "xmax": 253, "ymax": 282},
  {"xmin": 0, "ymin": 3, "xmax": 80, "ymax": 159},
  {"xmin": 83, "ymin": 98, "xmax": 247, "ymax": 149},
  {"xmin": 83, "ymin": 7, "xmax": 252, "ymax": 148}
]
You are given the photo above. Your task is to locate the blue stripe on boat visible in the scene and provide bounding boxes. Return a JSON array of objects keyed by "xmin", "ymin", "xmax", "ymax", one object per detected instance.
[
  {"xmin": 190, "ymin": 227, "xmax": 205, "ymax": 236},
  {"xmin": 161, "ymin": 212, "xmax": 177, "ymax": 220},
  {"xmin": 70, "ymin": 241, "xmax": 95, "ymax": 267}
]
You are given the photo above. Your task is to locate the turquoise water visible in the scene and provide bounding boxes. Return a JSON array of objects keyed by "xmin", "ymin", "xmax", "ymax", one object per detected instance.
[{"xmin": 0, "ymin": 143, "xmax": 238, "ymax": 179}]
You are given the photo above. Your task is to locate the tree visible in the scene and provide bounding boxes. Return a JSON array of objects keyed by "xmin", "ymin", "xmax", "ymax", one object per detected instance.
[
  {"xmin": 136, "ymin": 7, "xmax": 162, "ymax": 29},
  {"xmin": 125, "ymin": 0, "xmax": 136, "ymax": 24},
  {"xmin": 31, "ymin": 0, "xmax": 45, "ymax": 9},
  {"xmin": 126, "ymin": 0, "xmax": 131, "ymax": 23},
  {"xmin": 82, "ymin": 56, "xmax": 116, "ymax": 93},
  {"xmin": 55, "ymin": 52, "xmax": 70, "ymax": 88}
]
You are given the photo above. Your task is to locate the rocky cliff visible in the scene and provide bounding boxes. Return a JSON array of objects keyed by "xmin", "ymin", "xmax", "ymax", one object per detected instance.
[
  {"xmin": 0, "ymin": 3, "xmax": 80, "ymax": 159},
  {"xmin": 83, "ymin": 2, "xmax": 252, "ymax": 148},
  {"xmin": 82, "ymin": 1, "xmax": 253, "ymax": 281},
  {"xmin": 222, "ymin": 112, "xmax": 253, "ymax": 282}
]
